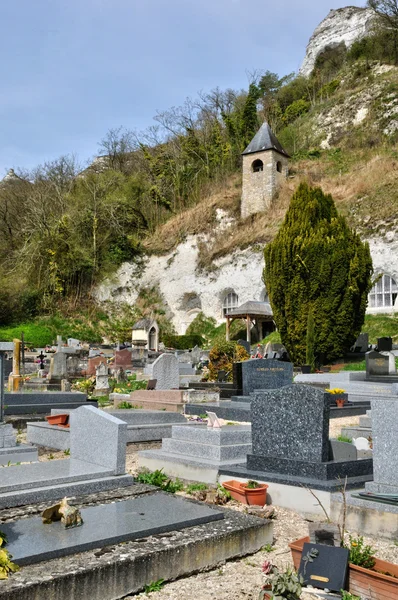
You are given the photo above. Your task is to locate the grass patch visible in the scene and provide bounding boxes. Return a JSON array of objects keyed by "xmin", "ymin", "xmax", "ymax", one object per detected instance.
[
  {"xmin": 363, "ymin": 314, "xmax": 398, "ymax": 344},
  {"xmin": 337, "ymin": 434, "xmax": 353, "ymax": 443},
  {"xmin": 185, "ymin": 483, "xmax": 208, "ymax": 495}
]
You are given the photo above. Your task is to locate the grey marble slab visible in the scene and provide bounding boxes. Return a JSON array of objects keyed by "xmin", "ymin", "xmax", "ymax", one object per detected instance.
[
  {"xmin": 3, "ymin": 491, "xmax": 224, "ymax": 565},
  {"xmin": 0, "ymin": 458, "xmax": 112, "ymax": 493}
]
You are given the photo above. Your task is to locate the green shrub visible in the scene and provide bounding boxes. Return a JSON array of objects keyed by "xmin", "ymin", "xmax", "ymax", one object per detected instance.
[
  {"xmin": 162, "ymin": 333, "xmax": 204, "ymax": 349},
  {"xmin": 283, "ymin": 99, "xmax": 310, "ymax": 125},
  {"xmin": 264, "ymin": 183, "xmax": 373, "ymax": 365},
  {"xmin": 208, "ymin": 340, "xmax": 250, "ymax": 382}
]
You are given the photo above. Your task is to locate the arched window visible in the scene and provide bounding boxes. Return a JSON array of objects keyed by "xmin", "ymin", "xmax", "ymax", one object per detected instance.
[
  {"xmin": 369, "ymin": 274, "xmax": 398, "ymax": 308},
  {"xmin": 252, "ymin": 159, "xmax": 263, "ymax": 173},
  {"xmin": 222, "ymin": 292, "xmax": 239, "ymax": 316},
  {"xmin": 276, "ymin": 161, "xmax": 282, "ymax": 173},
  {"xmin": 148, "ymin": 327, "xmax": 157, "ymax": 350},
  {"xmin": 260, "ymin": 288, "xmax": 270, "ymax": 303}
]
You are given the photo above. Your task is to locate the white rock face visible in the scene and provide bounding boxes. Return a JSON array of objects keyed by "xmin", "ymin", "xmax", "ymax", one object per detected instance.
[
  {"xmin": 96, "ymin": 229, "xmax": 398, "ymax": 333},
  {"xmin": 300, "ymin": 6, "xmax": 376, "ymax": 77},
  {"xmin": 97, "ymin": 233, "xmax": 266, "ymax": 334}
]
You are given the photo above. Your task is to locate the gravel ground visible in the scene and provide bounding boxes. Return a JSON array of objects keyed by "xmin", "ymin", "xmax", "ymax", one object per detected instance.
[{"xmin": 14, "ymin": 415, "xmax": 389, "ymax": 600}]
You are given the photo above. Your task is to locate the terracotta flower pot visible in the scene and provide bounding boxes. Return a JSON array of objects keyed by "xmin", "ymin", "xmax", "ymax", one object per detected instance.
[
  {"xmin": 222, "ymin": 480, "xmax": 248, "ymax": 504},
  {"xmin": 243, "ymin": 483, "xmax": 269, "ymax": 506},
  {"xmin": 46, "ymin": 414, "xmax": 69, "ymax": 426},
  {"xmin": 289, "ymin": 536, "xmax": 398, "ymax": 600},
  {"xmin": 336, "ymin": 398, "xmax": 347, "ymax": 408}
]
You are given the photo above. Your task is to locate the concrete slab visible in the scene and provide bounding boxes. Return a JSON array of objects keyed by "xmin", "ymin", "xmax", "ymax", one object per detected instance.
[
  {"xmin": 0, "ymin": 496, "xmax": 272, "ymax": 600},
  {"xmin": 2, "ymin": 491, "xmax": 224, "ymax": 566}
]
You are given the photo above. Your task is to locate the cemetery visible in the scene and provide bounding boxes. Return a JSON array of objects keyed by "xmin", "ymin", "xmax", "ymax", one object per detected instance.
[
  {"xmin": 1, "ymin": 297, "xmax": 398, "ymax": 599},
  {"xmin": 1, "ymin": 66, "xmax": 398, "ymax": 600}
]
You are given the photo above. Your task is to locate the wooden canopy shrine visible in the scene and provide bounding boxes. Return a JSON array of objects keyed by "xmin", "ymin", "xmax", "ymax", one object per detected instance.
[{"xmin": 225, "ymin": 301, "xmax": 275, "ymax": 343}]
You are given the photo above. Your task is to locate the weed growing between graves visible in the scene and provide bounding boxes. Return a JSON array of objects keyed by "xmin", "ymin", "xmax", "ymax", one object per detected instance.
[
  {"xmin": 260, "ymin": 561, "xmax": 303, "ymax": 600},
  {"xmin": 261, "ymin": 543, "xmax": 275, "ymax": 553},
  {"xmin": 144, "ymin": 579, "xmax": 164, "ymax": 593},
  {"xmin": 217, "ymin": 484, "xmax": 231, "ymax": 501},
  {"xmin": 136, "ymin": 469, "xmax": 184, "ymax": 493},
  {"xmin": 337, "ymin": 435, "xmax": 353, "ymax": 443},
  {"xmin": 64, "ymin": 448, "xmax": 70, "ymax": 456},
  {"xmin": 117, "ymin": 402, "xmax": 134, "ymax": 409},
  {"xmin": 185, "ymin": 483, "xmax": 208, "ymax": 495},
  {"xmin": 341, "ymin": 592, "xmax": 360, "ymax": 600}
]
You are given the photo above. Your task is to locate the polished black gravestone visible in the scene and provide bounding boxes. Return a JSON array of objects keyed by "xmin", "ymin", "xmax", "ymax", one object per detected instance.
[
  {"xmin": 298, "ymin": 542, "xmax": 349, "ymax": 592},
  {"xmin": 366, "ymin": 351, "xmax": 389, "ymax": 377},
  {"xmin": 2, "ymin": 491, "xmax": 224, "ymax": 566},
  {"xmin": 377, "ymin": 336, "xmax": 392, "ymax": 352},
  {"xmin": 235, "ymin": 358, "xmax": 293, "ymax": 397},
  {"xmin": 220, "ymin": 385, "xmax": 373, "ymax": 491}
]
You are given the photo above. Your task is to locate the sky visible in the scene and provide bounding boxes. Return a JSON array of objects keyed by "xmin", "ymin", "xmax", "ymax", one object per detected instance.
[{"xmin": 0, "ymin": 0, "xmax": 365, "ymax": 174}]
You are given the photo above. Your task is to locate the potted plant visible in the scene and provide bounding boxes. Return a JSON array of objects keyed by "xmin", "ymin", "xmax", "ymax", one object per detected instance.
[
  {"xmin": 289, "ymin": 535, "xmax": 398, "ymax": 598},
  {"xmin": 46, "ymin": 413, "xmax": 69, "ymax": 426},
  {"xmin": 259, "ymin": 560, "xmax": 303, "ymax": 600},
  {"xmin": 243, "ymin": 480, "xmax": 268, "ymax": 506},
  {"xmin": 222, "ymin": 480, "xmax": 248, "ymax": 504},
  {"xmin": 325, "ymin": 388, "xmax": 348, "ymax": 407}
]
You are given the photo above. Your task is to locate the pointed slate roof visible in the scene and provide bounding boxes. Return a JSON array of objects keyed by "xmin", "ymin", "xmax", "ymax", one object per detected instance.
[{"xmin": 242, "ymin": 122, "xmax": 290, "ymax": 158}]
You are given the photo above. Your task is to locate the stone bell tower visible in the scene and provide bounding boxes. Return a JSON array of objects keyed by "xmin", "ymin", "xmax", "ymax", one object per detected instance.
[{"xmin": 241, "ymin": 122, "xmax": 289, "ymax": 218}]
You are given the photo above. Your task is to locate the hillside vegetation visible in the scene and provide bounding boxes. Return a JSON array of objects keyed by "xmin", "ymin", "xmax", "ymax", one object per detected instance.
[{"xmin": 1, "ymin": 10, "xmax": 398, "ymax": 330}]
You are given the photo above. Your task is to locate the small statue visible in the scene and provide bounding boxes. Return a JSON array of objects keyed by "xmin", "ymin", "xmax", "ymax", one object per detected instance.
[{"xmin": 42, "ymin": 497, "xmax": 83, "ymax": 529}]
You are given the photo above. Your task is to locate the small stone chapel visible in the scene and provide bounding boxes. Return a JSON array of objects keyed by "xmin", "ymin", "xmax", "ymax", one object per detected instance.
[{"xmin": 241, "ymin": 122, "xmax": 289, "ymax": 218}]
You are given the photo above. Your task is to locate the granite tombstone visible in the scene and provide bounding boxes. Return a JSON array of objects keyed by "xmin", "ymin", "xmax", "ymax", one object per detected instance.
[
  {"xmin": 366, "ymin": 398, "xmax": 398, "ymax": 494},
  {"xmin": 245, "ymin": 384, "xmax": 373, "ymax": 485},
  {"xmin": 352, "ymin": 332, "xmax": 369, "ymax": 353},
  {"xmin": 377, "ymin": 336, "xmax": 392, "ymax": 352},
  {"xmin": 146, "ymin": 354, "xmax": 179, "ymax": 390},
  {"xmin": 239, "ymin": 358, "xmax": 293, "ymax": 396},
  {"xmin": 366, "ymin": 351, "xmax": 389, "ymax": 377}
]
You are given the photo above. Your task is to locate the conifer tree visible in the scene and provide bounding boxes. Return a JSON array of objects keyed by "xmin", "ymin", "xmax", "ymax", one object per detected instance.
[{"xmin": 264, "ymin": 183, "xmax": 373, "ymax": 365}]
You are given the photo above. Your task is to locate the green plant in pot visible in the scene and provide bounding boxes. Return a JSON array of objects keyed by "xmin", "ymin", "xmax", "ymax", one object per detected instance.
[
  {"xmin": 259, "ymin": 561, "xmax": 303, "ymax": 600},
  {"xmin": 243, "ymin": 480, "xmax": 269, "ymax": 506}
]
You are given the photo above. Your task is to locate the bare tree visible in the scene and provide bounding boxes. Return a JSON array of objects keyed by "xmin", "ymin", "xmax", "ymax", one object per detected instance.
[{"xmin": 98, "ymin": 127, "xmax": 135, "ymax": 173}]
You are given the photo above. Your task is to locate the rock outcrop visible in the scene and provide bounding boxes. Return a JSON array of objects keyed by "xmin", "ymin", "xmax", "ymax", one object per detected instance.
[{"xmin": 300, "ymin": 6, "xmax": 376, "ymax": 77}]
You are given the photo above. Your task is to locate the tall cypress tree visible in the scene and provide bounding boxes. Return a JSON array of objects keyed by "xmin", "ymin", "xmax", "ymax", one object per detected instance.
[{"xmin": 264, "ymin": 182, "xmax": 373, "ymax": 365}]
